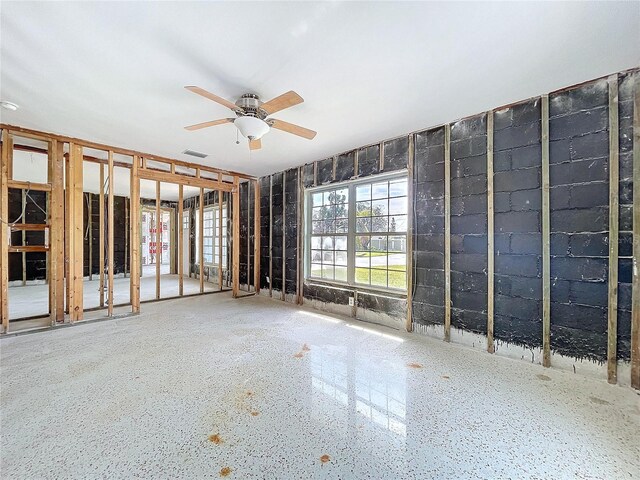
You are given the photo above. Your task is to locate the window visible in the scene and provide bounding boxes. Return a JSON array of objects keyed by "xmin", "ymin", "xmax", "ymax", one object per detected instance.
[
  {"xmin": 196, "ymin": 204, "xmax": 227, "ymax": 267},
  {"xmin": 306, "ymin": 174, "xmax": 408, "ymax": 291}
]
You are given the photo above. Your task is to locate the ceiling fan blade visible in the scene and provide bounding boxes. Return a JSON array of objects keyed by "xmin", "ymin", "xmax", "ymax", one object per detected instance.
[
  {"xmin": 260, "ymin": 91, "xmax": 304, "ymax": 115},
  {"xmin": 184, "ymin": 118, "xmax": 233, "ymax": 131},
  {"xmin": 185, "ymin": 86, "xmax": 240, "ymax": 111},
  {"xmin": 249, "ymin": 138, "xmax": 262, "ymax": 150},
  {"xmin": 269, "ymin": 118, "xmax": 317, "ymax": 140}
]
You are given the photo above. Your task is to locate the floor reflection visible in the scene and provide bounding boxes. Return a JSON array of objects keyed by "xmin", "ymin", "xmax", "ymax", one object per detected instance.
[{"xmin": 310, "ymin": 348, "xmax": 407, "ymax": 437}]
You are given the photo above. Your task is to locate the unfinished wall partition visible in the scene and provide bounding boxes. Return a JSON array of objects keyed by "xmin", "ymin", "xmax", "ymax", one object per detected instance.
[
  {"xmin": 256, "ymin": 67, "xmax": 640, "ymax": 389},
  {"xmin": 0, "ymin": 124, "xmax": 255, "ymax": 333}
]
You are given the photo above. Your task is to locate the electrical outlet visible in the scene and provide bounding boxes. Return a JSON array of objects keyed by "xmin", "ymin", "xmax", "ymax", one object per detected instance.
[
  {"xmin": 348, "ymin": 297, "xmax": 354, "ymax": 307},
  {"xmin": 266, "ymin": 276, "xmax": 270, "ymax": 284}
]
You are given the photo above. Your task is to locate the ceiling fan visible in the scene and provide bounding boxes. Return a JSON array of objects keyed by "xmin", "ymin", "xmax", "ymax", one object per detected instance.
[{"xmin": 184, "ymin": 86, "xmax": 317, "ymax": 150}]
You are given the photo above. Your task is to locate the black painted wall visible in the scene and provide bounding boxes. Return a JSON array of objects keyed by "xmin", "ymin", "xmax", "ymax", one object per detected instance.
[
  {"xmin": 251, "ymin": 68, "xmax": 636, "ymax": 364},
  {"xmin": 8, "ymin": 189, "xmax": 47, "ymax": 281}
]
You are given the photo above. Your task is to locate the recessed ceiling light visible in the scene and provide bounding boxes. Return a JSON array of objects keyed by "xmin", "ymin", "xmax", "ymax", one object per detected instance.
[{"xmin": 0, "ymin": 101, "xmax": 19, "ymax": 111}]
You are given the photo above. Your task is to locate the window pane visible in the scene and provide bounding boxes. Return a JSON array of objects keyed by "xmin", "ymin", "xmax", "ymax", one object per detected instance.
[
  {"xmin": 336, "ymin": 218, "xmax": 348, "ymax": 233},
  {"xmin": 311, "ymin": 237, "xmax": 321, "ymax": 249},
  {"xmin": 356, "ymin": 235, "xmax": 371, "ymax": 252},
  {"xmin": 335, "ymin": 236, "xmax": 347, "ymax": 250},
  {"xmin": 322, "ymin": 236, "xmax": 334, "ymax": 249},
  {"xmin": 370, "ymin": 269, "xmax": 388, "ymax": 287},
  {"xmin": 312, "ymin": 192, "xmax": 323, "ymax": 207},
  {"xmin": 389, "ymin": 197, "xmax": 407, "ymax": 215},
  {"xmin": 389, "ymin": 270, "xmax": 407, "ymax": 289},
  {"xmin": 389, "ymin": 180, "xmax": 407, "ymax": 198},
  {"xmin": 335, "ymin": 251, "xmax": 347, "ymax": 266},
  {"xmin": 371, "ymin": 217, "xmax": 388, "ymax": 232},
  {"xmin": 372, "ymin": 199, "xmax": 388, "ymax": 216},
  {"xmin": 372, "ymin": 182, "xmax": 388, "ymax": 200},
  {"xmin": 390, "ymin": 215, "xmax": 407, "ymax": 232},
  {"xmin": 311, "ymin": 250, "xmax": 322, "ymax": 263},
  {"xmin": 356, "ymin": 184, "xmax": 371, "ymax": 201},
  {"xmin": 355, "ymin": 266, "xmax": 370, "ymax": 285},
  {"xmin": 356, "ymin": 201, "xmax": 371, "ymax": 216},
  {"xmin": 356, "ymin": 217, "xmax": 371, "ymax": 233},
  {"xmin": 312, "ymin": 221, "xmax": 323, "ymax": 234},
  {"xmin": 322, "ymin": 265, "xmax": 334, "ymax": 280},
  {"xmin": 335, "ymin": 266, "xmax": 347, "ymax": 282},
  {"xmin": 311, "ymin": 263, "xmax": 323, "ymax": 277},
  {"xmin": 355, "ymin": 252, "xmax": 370, "ymax": 269},
  {"xmin": 322, "ymin": 251, "xmax": 334, "ymax": 264},
  {"xmin": 388, "ymin": 235, "xmax": 406, "ymax": 253},
  {"xmin": 388, "ymin": 255, "xmax": 406, "ymax": 271},
  {"xmin": 371, "ymin": 236, "xmax": 387, "ymax": 252}
]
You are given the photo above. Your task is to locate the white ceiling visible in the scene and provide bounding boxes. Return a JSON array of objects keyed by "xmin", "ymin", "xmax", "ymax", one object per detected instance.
[{"xmin": 1, "ymin": 2, "xmax": 638, "ymax": 178}]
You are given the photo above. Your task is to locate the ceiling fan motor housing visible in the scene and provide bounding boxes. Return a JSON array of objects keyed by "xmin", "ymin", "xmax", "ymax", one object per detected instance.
[{"xmin": 236, "ymin": 93, "xmax": 268, "ymax": 119}]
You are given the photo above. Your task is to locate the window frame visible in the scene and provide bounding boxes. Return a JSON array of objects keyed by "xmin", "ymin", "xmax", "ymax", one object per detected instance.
[
  {"xmin": 304, "ymin": 170, "xmax": 408, "ymax": 293},
  {"xmin": 195, "ymin": 203, "xmax": 227, "ymax": 268}
]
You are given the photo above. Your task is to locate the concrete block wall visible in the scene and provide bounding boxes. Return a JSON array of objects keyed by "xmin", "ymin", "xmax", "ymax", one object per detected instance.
[
  {"xmin": 284, "ymin": 168, "xmax": 298, "ymax": 296},
  {"xmin": 248, "ymin": 67, "xmax": 638, "ymax": 373},
  {"xmin": 8, "ymin": 189, "xmax": 47, "ymax": 281}
]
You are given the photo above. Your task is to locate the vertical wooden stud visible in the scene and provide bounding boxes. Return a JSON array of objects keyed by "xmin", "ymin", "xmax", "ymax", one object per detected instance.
[
  {"xmin": 254, "ymin": 179, "xmax": 261, "ymax": 294},
  {"xmin": 108, "ymin": 151, "xmax": 114, "ymax": 316},
  {"xmin": 444, "ymin": 124, "xmax": 452, "ymax": 342},
  {"xmin": 232, "ymin": 176, "xmax": 240, "ymax": 298},
  {"xmin": 178, "ymin": 184, "xmax": 184, "ymax": 296},
  {"xmin": 21, "ymin": 190, "xmax": 26, "ymax": 285},
  {"xmin": 199, "ymin": 187, "xmax": 204, "ymax": 293},
  {"xmin": 542, "ymin": 94, "xmax": 551, "ymax": 368},
  {"xmin": 68, "ymin": 143, "xmax": 84, "ymax": 321},
  {"xmin": 218, "ymin": 174, "xmax": 223, "ymax": 290},
  {"xmin": 269, "ymin": 175, "xmax": 273, "ymax": 297},
  {"xmin": 130, "ymin": 156, "xmax": 140, "ymax": 313},
  {"xmin": 156, "ymin": 181, "xmax": 161, "ymax": 300},
  {"xmin": 99, "ymin": 164, "xmax": 105, "ymax": 308},
  {"xmin": 607, "ymin": 75, "xmax": 620, "ymax": 384},
  {"xmin": 282, "ymin": 173, "xmax": 286, "ymax": 301},
  {"xmin": 296, "ymin": 168, "xmax": 304, "ymax": 305},
  {"xmin": 406, "ymin": 134, "xmax": 415, "ymax": 332},
  {"xmin": 88, "ymin": 192, "xmax": 92, "ymax": 282},
  {"xmin": 631, "ymin": 73, "xmax": 640, "ymax": 389},
  {"xmin": 0, "ymin": 130, "xmax": 11, "ymax": 331},
  {"xmin": 487, "ymin": 111, "xmax": 495, "ymax": 353},
  {"xmin": 49, "ymin": 140, "xmax": 65, "ymax": 323}
]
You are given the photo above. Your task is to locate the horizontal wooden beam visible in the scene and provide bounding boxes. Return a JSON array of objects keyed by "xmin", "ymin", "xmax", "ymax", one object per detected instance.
[
  {"xmin": 10, "ymin": 223, "xmax": 49, "ymax": 231},
  {"xmin": 9, "ymin": 245, "xmax": 49, "ymax": 253},
  {"xmin": 1, "ymin": 124, "xmax": 256, "ymax": 180},
  {"xmin": 138, "ymin": 167, "xmax": 235, "ymax": 192},
  {"xmin": 7, "ymin": 180, "xmax": 51, "ymax": 192}
]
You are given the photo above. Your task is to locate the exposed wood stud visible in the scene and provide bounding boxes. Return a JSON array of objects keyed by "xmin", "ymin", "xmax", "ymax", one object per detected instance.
[
  {"xmin": 487, "ymin": 111, "xmax": 495, "ymax": 353},
  {"xmin": 379, "ymin": 141, "xmax": 385, "ymax": 171},
  {"xmin": 6, "ymin": 180, "xmax": 51, "ymax": 192},
  {"xmin": 332, "ymin": 156, "xmax": 337, "ymax": 181},
  {"xmin": 218, "ymin": 173, "xmax": 223, "ymax": 290},
  {"xmin": 199, "ymin": 187, "xmax": 204, "ymax": 294},
  {"xmin": 156, "ymin": 181, "xmax": 161, "ymax": 300},
  {"xmin": 48, "ymin": 140, "xmax": 65, "ymax": 323},
  {"xmin": 282, "ymin": 173, "xmax": 286, "ymax": 301},
  {"xmin": 406, "ymin": 134, "xmax": 414, "ymax": 332},
  {"xmin": 178, "ymin": 184, "xmax": 184, "ymax": 296},
  {"xmin": 69, "ymin": 143, "xmax": 84, "ymax": 322},
  {"xmin": 253, "ymin": 179, "xmax": 261, "ymax": 294},
  {"xmin": 130, "ymin": 155, "xmax": 141, "ymax": 313},
  {"xmin": 0, "ymin": 130, "xmax": 11, "ymax": 331},
  {"xmin": 296, "ymin": 167, "xmax": 304, "ymax": 305},
  {"xmin": 99, "ymin": 164, "xmax": 105, "ymax": 308},
  {"xmin": 542, "ymin": 94, "xmax": 551, "ymax": 368},
  {"xmin": 138, "ymin": 168, "xmax": 233, "ymax": 192},
  {"xmin": 354, "ymin": 149, "xmax": 359, "ymax": 178},
  {"xmin": 88, "ymin": 193, "xmax": 92, "ymax": 282},
  {"xmin": 269, "ymin": 175, "xmax": 273, "ymax": 297},
  {"xmin": 21, "ymin": 190, "xmax": 26, "ymax": 285},
  {"xmin": 232, "ymin": 177, "xmax": 240, "ymax": 298},
  {"xmin": 108, "ymin": 151, "xmax": 115, "ymax": 316},
  {"xmin": 444, "ymin": 124, "xmax": 451, "ymax": 342},
  {"xmin": 607, "ymin": 75, "xmax": 620, "ymax": 384},
  {"xmin": 631, "ymin": 72, "xmax": 640, "ymax": 389}
]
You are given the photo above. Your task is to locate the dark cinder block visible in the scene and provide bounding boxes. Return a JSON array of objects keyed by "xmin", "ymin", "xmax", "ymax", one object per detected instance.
[
  {"xmin": 495, "ymin": 233, "xmax": 510, "ymax": 254},
  {"xmin": 619, "ymin": 258, "xmax": 632, "ymax": 284},
  {"xmin": 511, "ymin": 144, "xmax": 542, "ymax": 169},
  {"xmin": 549, "ymin": 106, "xmax": 608, "ymax": 141},
  {"xmin": 415, "ymin": 268, "xmax": 444, "ymax": 288},
  {"xmin": 510, "ymin": 276, "xmax": 542, "ymax": 300},
  {"xmin": 511, "ymin": 188, "xmax": 541, "ymax": 211},
  {"xmin": 416, "ymin": 215, "xmax": 445, "ymax": 235},
  {"xmin": 383, "ymin": 137, "xmax": 409, "ymax": 171},
  {"xmin": 451, "ymin": 290, "xmax": 487, "ymax": 312},
  {"xmin": 493, "ymin": 122, "xmax": 541, "ymax": 151},
  {"xmin": 494, "ymin": 151, "xmax": 511, "ymax": 172},
  {"xmin": 619, "ymin": 232, "xmax": 633, "ymax": 257},
  {"xmin": 550, "ymin": 302, "xmax": 607, "ymax": 333},
  {"xmin": 451, "ymin": 137, "xmax": 487, "ymax": 160},
  {"xmin": 417, "ymin": 160, "xmax": 445, "ymax": 183},
  {"xmin": 495, "ymin": 294, "xmax": 540, "ymax": 320},
  {"xmin": 619, "ymin": 179, "xmax": 632, "ymax": 204},
  {"xmin": 495, "ymin": 211, "xmax": 540, "ymax": 233},
  {"xmin": 618, "ymin": 283, "xmax": 632, "ymax": 310},
  {"xmin": 494, "ymin": 108, "xmax": 512, "ymax": 131},
  {"xmin": 494, "ymin": 192, "xmax": 511, "ymax": 213},
  {"xmin": 423, "ymin": 181, "xmax": 445, "ymax": 199},
  {"xmin": 413, "ymin": 285, "xmax": 445, "ymax": 306},
  {"xmin": 416, "ymin": 234, "xmax": 444, "ymax": 252},
  {"xmin": 550, "ymin": 324, "xmax": 606, "ymax": 362},
  {"xmin": 570, "ymin": 131, "xmax": 609, "ymax": 161},
  {"xmin": 335, "ymin": 151, "xmax": 355, "ymax": 181},
  {"xmin": 451, "ymin": 308, "xmax": 487, "ymax": 335},
  {"xmin": 550, "ymin": 157, "xmax": 608, "ymax": 186},
  {"xmin": 451, "ymin": 175, "xmax": 486, "ymax": 197},
  {"xmin": 494, "ymin": 168, "xmax": 540, "ymax": 192},
  {"xmin": 550, "ymin": 207, "xmax": 607, "ymax": 233},
  {"xmin": 550, "ymin": 139, "xmax": 571, "ymax": 165},
  {"xmin": 494, "ymin": 315, "xmax": 543, "ymax": 348},
  {"xmin": 570, "ymin": 182, "xmax": 608, "ymax": 209},
  {"xmin": 551, "ymin": 279, "xmax": 570, "ymax": 303},
  {"xmin": 450, "ymin": 235, "xmax": 464, "ymax": 254},
  {"xmin": 551, "ymin": 257, "xmax": 607, "ymax": 282},
  {"xmin": 463, "ymin": 235, "xmax": 487, "ymax": 254},
  {"xmin": 495, "ymin": 275, "xmax": 512, "ymax": 295},
  {"xmin": 451, "ymin": 271, "xmax": 488, "ymax": 292},
  {"xmin": 620, "ymin": 123, "xmax": 633, "ymax": 153},
  {"xmin": 451, "ymin": 155, "xmax": 487, "ymax": 178},
  {"xmin": 412, "ymin": 302, "xmax": 444, "ymax": 325},
  {"xmin": 570, "ymin": 281, "xmax": 608, "ymax": 307},
  {"xmin": 451, "ymin": 114, "xmax": 486, "ymax": 141},
  {"xmin": 570, "ymin": 233, "xmax": 609, "ymax": 257},
  {"xmin": 451, "ymin": 253, "xmax": 488, "ymax": 274},
  {"xmin": 549, "ymin": 80, "xmax": 608, "ymax": 118},
  {"xmin": 415, "ymin": 251, "xmax": 444, "ymax": 269},
  {"xmin": 451, "ymin": 194, "xmax": 487, "ymax": 216},
  {"xmin": 495, "ymin": 255, "xmax": 539, "ymax": 277},
  {"xmin": 512, "ymin": 98, "xmax": 541, "ymax": 127},
  {"xmin": 510, "ymin": 233, "xmax": 541, "ymax": 255},
  {"xmin": 317, "ymin": 158, "xmax": 334, "ymax": 185},
  {"xmin": 357, "ymin": 144, "xmax": 380, "ymax": 177},
  {"xmin": 451, "ymin": 214, "xmax": 487, "ymax": 234},
  {"xmin": 550, "ymin": 185, "xmax": 571, "ymax": 210},
  {"xmin": 620, "ymin": 205, "xmax": 633, "ymax": 231}
]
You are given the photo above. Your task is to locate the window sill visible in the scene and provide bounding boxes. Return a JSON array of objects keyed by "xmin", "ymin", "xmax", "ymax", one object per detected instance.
[{"xmin": 304, "ymin": 277, "xmax": 407, "ymax": 299}]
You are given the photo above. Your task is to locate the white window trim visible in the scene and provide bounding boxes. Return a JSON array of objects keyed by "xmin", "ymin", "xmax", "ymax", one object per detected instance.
[
  {"xmin": 196, "ymin": 203, "xmax": 227, "ymax": 268},
  {"xmin": 304, "ymin": 170, "xmax": 408, "ymax": 293}
]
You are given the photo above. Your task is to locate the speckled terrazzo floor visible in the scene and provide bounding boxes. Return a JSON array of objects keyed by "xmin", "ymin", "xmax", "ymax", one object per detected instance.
[{"xmin": 1, "ymin": 294, "xmax": 639, "ymax": 479}]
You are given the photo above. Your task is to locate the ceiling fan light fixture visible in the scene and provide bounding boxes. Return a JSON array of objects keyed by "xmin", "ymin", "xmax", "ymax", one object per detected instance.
[{"xmin": 234, "ymin": 116, "xmax": 270, "ymax": 140}]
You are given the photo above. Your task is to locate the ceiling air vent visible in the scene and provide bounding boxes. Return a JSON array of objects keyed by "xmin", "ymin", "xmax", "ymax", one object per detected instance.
[{"xmin": 182, "ymin": 149, "xmax": 208, "ymax": 159}]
